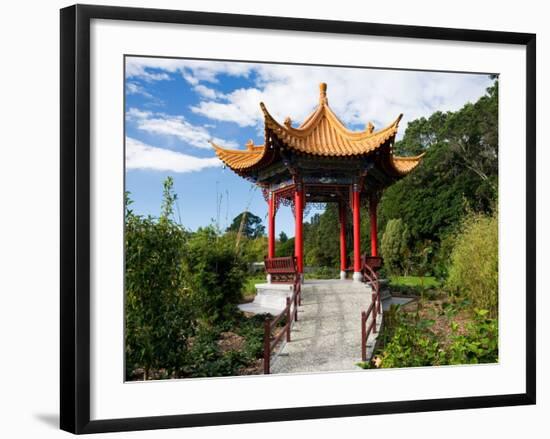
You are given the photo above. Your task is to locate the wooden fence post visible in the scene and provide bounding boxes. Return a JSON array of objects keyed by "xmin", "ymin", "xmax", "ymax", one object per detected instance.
[
  {"xmin": 286, "ymin": 297, "xmax": 291, "ymax": 342},
  {"xmin": 361, "ymin": 311, "xmax": 367, "ymax": 361},
  {"xmin": 263, "ymin": 317, "xmax": 271, "ymax": 374},
  {"xmin": 372, "ymin": 292, "xmax": 378, "ymax": 333}
]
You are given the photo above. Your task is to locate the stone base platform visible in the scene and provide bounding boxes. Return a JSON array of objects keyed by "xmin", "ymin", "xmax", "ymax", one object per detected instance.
[{"xmin": 238, "ymin": 282, "xmax": 295, "ymax": 315}]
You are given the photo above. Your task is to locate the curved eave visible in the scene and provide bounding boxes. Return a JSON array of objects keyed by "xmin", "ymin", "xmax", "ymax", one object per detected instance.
[
  {"xmin": 260, "ymin": 101, "xmax": 402, "ymax": 157},
  {"xmin": 211, "ymin": 141, "xmax": 267, "ymax": 174},
  {"xmin": 388, "ymin": 152, "xmax": 426, "ymax": 176}
]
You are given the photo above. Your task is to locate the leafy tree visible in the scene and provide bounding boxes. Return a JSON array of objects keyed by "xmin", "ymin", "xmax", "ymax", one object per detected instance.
[
  {"xmin": 125, "ymin": 181, "xmax": 192, "ymax": 380},
  {"xmin": 380, "ymin": 219, "xmax": 411, "ymax": 275},
  {"xmin": 243, "ymin": 236, "xmax": 268, "ymax": 263},
  {"xmin": 160, "ymin": 176, "xmax": 177, "ymax": 220},
  {"xmin": 226, "ymin": 211, "xmax": 265, "ymax": 239},
  {"xmin": 279, "ymin": 231, "xmax": 288, "ymax": 243},
  {"xmin": 304, "ymin": 205, "xmax": 341, "ymax": 267},
  {"xmin": 446, "ymin": 82, "xmax": 498, "ymax": 193},
  {"xmin": 394, "ymin": 110, "xmax": 448, "ymax": 156},
  {"xmin": 125, "ymin": 179, "xmax": 257, "ymax": 379},
  {"xmin": 378, "ymin": 79, "xmax": 498, "ymax": 271},
  {"xmin": 276, "ymin": 236, "xmax": 295, "ymax": 257},
  {"xmin": 255, "ymin": 79, "xmax": 499, "ymax": 277}
]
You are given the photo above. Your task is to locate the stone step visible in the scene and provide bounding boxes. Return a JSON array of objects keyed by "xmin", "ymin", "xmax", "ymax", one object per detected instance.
[
  {"xmin": 243, "ymin": 279, "xmax": 375, "ymax": 315},
  {"xmin": 238, "ymin": 302, "xmax": 283, "ymax": 315},
  {"xmin": 382, "ymin": 295, "xmax": 415, "ymax": 311},
  {"xmin": 250, "ymin": 283, "xmax": 294, "ymax": 310}
]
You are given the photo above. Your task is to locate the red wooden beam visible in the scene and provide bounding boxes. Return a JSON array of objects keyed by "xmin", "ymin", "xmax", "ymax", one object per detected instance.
[
  {"xmin": 352, "ymin": 187, "xmax": 362, "ymax": 281},
  {"xmin": 268, "ymin": 191, "xmax": 276, "ymax": 258},
  {"xmin": 294, "ymin": 184, "xmax": 304, "ymax": 277},
  {"xmin": 339, "ymin": 202, "xmax": 347, "ymax": 279},
  {"xmin": 369, "ymin": 195, "xmax": 378, "ymax": 257}
]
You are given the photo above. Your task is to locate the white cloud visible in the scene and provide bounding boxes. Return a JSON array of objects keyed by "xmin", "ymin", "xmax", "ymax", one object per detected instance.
[
  {"xmin": 191, "ymin": 89, "xmax": 263, "ymax": 127},
  {"xmin": 126, "ymin": 57, "xmax": 253, "ymax": 84},
  {"xmin": 126, "ymin": 82, "xmax": 152, "ymax": 98},
  {"xmin": 126, "ymin": 56, "xmax": 494, "ymax": 140},
  {"xmin": 193, "ymin": 84, "xmax": 221, "ymax": 100},
  {"xmin": 126, "ymin": 107, "xmax": 239, "ymax": 149},
  {"xmin": 126, "ymin": 58, "xmax": 185, "ymax": 81},
  {"xmin": 126, "ymin": 107, "xmax": 152, "ymax": 120},
  {"xmin": 179, "ymin": 61, "xmax": 253, "ymax": 84},
  {"xmin": 126, "ymin": 137, "xmax": 222, "ymax": 173},
  {"xmin": 190, "ymin": 65, "xmax": 493, "ymax": 137}
]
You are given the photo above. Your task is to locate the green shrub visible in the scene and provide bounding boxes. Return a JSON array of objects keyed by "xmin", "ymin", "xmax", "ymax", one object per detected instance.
[
  {"xmin": 183, "ymin": 226, "xmax": 247, "ymax": 324},
  {"xmin": 276, "ymin": 237, "xmax": 295, "ymax": 257},
  {"xmin": 380, "ymin": 218, "xmax": 411, "ymax": 275},
  {"xmin": 446, "ymin": 211, "xmax": 498, "ymax": 317},
  {"xmin": 234, "ymin": 313, "xmax": 267, "ymax": 360},
  {"xmin": 125, "ymin": 179, "xmax": 262, "ymax": 379},
  {"xmin": 305, "ymin": 266, "xmax": 339, "ymax": 279},
  {"xmin": 363, "ymin": 304, "xmax": 498, "ymax": 369},
  {"xmin": 447, "ymin": 309, "xmax": 498, "ymax": 364},
  {"xmin": 377, "ymin": 314, "xmax": 445, "ymax": 368},
  {"xmin": 125, "ymin": 189, "xmax": 192, "ymax": 379},
  {"xmin": 242, "ymin": 236, "xmax": 268, "ymax": 263},
  {"xmin": 181, "ymin": 328, "xmax": 244, "ymax": 377},
  {"xmin": 181, "ymin": 314, "xmax": 266, "ymax": 378},
  {"xmin": 432, "ymin": 233, "xmax": 456, "ymax": 279}
]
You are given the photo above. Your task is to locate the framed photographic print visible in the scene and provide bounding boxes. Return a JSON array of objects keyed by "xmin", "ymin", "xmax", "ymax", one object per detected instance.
[{"xmin": 60, "ymin": 4, "xmax": 536, "ymax": 434}]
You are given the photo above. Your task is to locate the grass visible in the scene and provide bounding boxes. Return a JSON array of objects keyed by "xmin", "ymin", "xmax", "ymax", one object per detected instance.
[
  {"xmin": 304, "ymin": 266, "xmax": 340, "ymax": 280},
  {"xmin": 241, "ymin": 274, "xmax": 266, "ymax": 302},
  {"xmin": 389, "ymin": 275, "xmax": 440, "ymax": 288}
]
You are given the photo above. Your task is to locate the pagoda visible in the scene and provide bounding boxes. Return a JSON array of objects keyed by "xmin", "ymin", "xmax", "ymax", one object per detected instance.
[{"xmin": 212, "ymin": 83, "xmax": 424, "ymax": 282}]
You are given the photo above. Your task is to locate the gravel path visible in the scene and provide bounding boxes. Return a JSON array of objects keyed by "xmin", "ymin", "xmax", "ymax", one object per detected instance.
[{"xmin": 270, "ymin": 279, "xmax": 381, "ymax": 374}]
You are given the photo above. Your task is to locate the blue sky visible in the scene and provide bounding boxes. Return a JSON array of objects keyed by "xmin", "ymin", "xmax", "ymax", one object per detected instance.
[{"xmin": 125, "ymin": 57, "xmax": 493, "ymax": 235}]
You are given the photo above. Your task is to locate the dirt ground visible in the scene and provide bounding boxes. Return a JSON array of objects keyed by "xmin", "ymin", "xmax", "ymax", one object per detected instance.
[{"xmin": 400, "ymin": 296, "xmax": 472, "ymax": 347}]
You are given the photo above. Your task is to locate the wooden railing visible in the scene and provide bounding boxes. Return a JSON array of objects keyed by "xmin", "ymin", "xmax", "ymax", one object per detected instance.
[
  {"xmin": 360, "ymin": 258, "xmax": 382, "ymax": 362},
  {"xmin": 361, "ymin": 299, "xmax": 377, "ymax": 362},
  {"xmin": 263, "ymin": 275, "xmax": 302, "ymax": 374}
]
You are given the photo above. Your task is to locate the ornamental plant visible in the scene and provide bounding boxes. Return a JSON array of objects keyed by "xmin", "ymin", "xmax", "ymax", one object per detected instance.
[
  {"xmin": 446, "ymin": 210, "xmax": 498, "ymax": 317},
  {"xmin": 124, "ymin": 180, "xmax": 192, "ymax": 380}
]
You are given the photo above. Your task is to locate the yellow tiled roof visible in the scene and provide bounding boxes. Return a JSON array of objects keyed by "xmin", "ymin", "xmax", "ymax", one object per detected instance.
[
  {"xmin": 212, "ymin": 140, "xmax": 266, "ymax": 170},
  {"xmin": 260, "ymin": 83, "xmax": 402, "ymax": 157},
  {"xmin": 211, "ymin": 83, "xmax": 424, "ymax": 178},
  {"xmin": 390, "ymin": 153, "xmax": 426, "ymax": 175}
]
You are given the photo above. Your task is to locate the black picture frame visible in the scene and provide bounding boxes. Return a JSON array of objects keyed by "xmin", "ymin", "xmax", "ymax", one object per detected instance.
[{"xmin": 60, "ymin": 4, "xmax": 536, "ymax": 434}]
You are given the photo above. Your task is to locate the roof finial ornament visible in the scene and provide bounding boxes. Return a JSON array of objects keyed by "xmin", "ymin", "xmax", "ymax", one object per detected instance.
[
  {"xmin": 319, "ymin": 82, "xmax": 328, "ymax": 105},
  {"xmin": 284, "ymin": 117, "xmax": 292, "ymax": 127},
  {"xmin": 246, "ymin": 139, "xmax": 255, "ymax": 150},
  {"xmin": 366, "ymin": 122, "xmax": 375, "ymax": 134}
]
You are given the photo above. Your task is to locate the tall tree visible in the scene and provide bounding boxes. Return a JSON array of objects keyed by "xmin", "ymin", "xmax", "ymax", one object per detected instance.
[
  {"xmin": 293, "ymin": 79, "xmax": 498, "ymax": 275},
  {"xmin": 380, "ymin": 79, "xmax": 498, "ymax": 242},
  {"xmin": 125, "ymin": 179, "xmax": 192, "ymax": 380},
  {"xmin": 304, "ymin": 205, "xmax": 341, "ymax": 267},
  {"xmin": 226, "ymin": 211, "xmax": 266, "ymax": 239}
]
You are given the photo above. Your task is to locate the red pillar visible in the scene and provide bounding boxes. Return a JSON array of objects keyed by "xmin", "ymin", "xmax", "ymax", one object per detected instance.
[
  {"xmin": 268, "ymin": 192, "xmax": 275, "ymax": 259},
  {"xmin": 339, "ymin": 202, "xmax": 347, "ymax": 279},
  {"xmin": 294, "ymin": 184, "xmax": 304, "ymax": 277},
  {"xmin": 352, "ymin": 186, "xmax": 362, "ymax": 281},
  {"xmin": 369, "ymin": 195, "xmax": 378, "ymax": 257}
]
